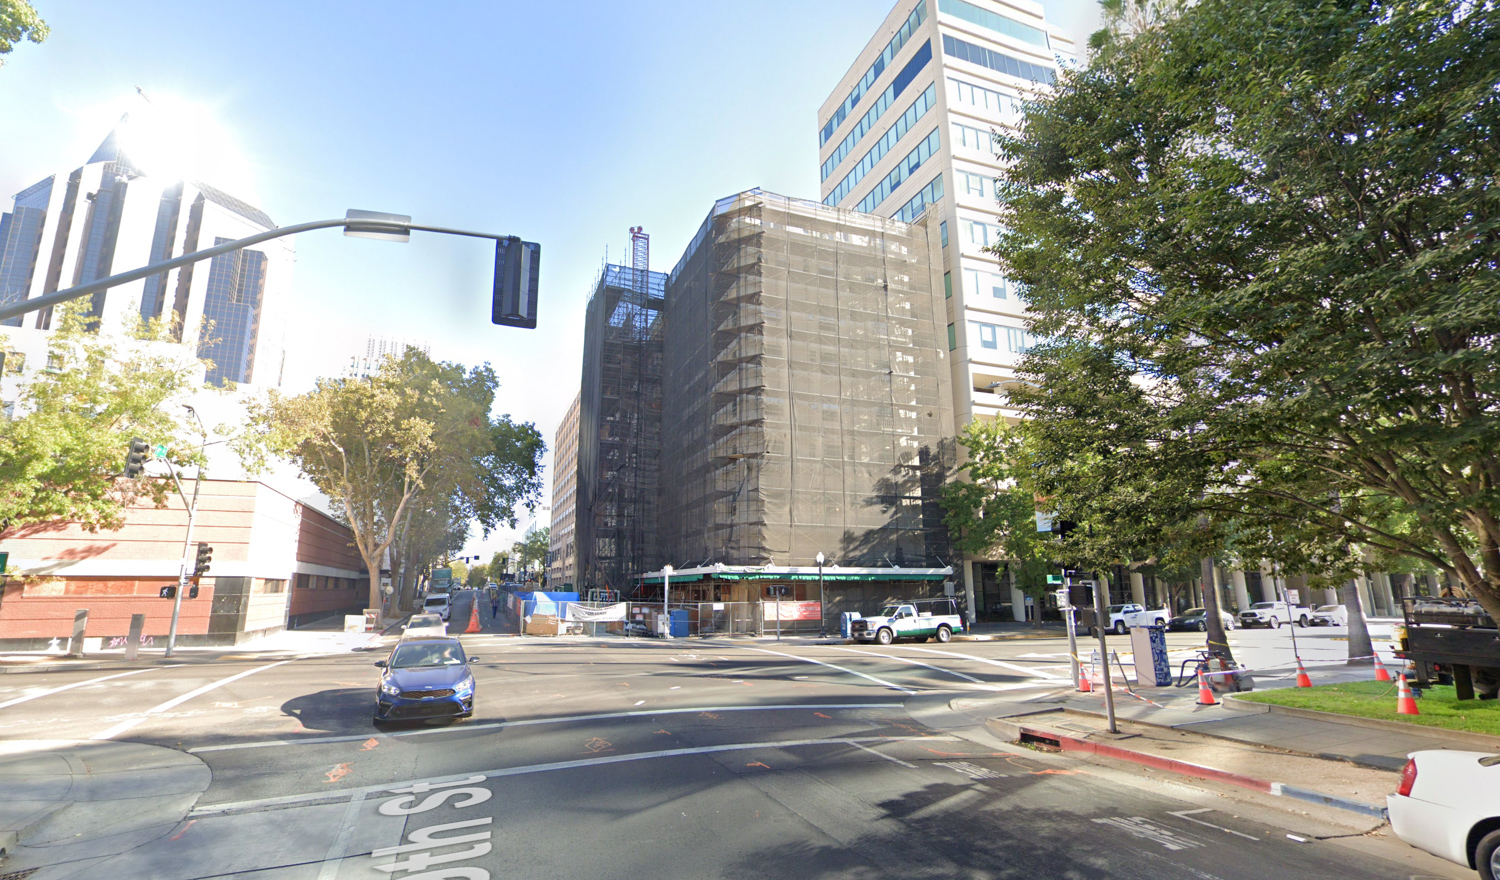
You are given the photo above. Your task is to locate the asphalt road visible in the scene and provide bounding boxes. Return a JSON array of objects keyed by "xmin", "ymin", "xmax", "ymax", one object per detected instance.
[{"xmin": 0, "ymin": 591, "xmax": 1444, "ymax": 880}]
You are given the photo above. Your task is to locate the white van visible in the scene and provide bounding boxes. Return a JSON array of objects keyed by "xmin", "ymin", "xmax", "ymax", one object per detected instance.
[{"xmin": 422, "ymin": 593, "xmax": 452, "ymax": 621}]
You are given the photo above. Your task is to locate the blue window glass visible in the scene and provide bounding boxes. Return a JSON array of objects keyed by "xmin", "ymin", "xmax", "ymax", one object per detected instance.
[
  {"xmin": 0, "ymin": 178, "xmax": 51, "ymax": 328},
  {"xmin": 198, "ymin": 236, "xmax": 269, "ymax": 386},
  {"xmin": 820, "ymin": 1, "xmax": 928, "ymax": 145},
  {"xmin": 825, "ymin": 83, "xmax": 938, "ymax": 206},
  {"xmin": 854, "ymin": 128, "xmax": 941, "ymax": 214},
  {"xmin": 941, "ymin": 34, "xmax": 1055, "ymax": 84},
  {"xmin": 940, "ymin": 221, "xmax": 949, "ymax": 247},
  {"xmin": 893, "ymin": 174, "xmax": 944, "ymax": 223},
  {"xmin": 938, "ymin": 0, "xmax": 1049, "ymax": 48},
  {"xmin": 821, "ymin": 42, "xmax": 934, "ymax": 181}
]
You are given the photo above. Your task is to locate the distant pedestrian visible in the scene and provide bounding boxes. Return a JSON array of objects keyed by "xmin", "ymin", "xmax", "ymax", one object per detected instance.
[{"xmin": 491, "ymin": 594, "xmax": 501, "ymax": 618}]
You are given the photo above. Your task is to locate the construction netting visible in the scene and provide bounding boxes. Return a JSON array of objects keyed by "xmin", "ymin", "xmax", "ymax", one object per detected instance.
[{"xmin": 657, "ymin": 189, "xmax": 956, "ymax": 572}]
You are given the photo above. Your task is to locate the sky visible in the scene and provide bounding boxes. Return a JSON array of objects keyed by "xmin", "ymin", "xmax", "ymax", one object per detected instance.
[{"xmin": 0, "ymin": 0, "xmax": 1099, "ymax": 565}]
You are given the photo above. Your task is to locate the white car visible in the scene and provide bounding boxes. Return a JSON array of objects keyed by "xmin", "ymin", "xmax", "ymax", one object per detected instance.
[
  {"xmin": 1388, "ymin": 750, "xmax": 1500, "ymax": 879},
  {"xmin": 1310, "ymin": 604, "xmax": 1348, "ymax": 626},
  {"xmin": 422, "ymin": 593, "xmax": 452, "ymax": 622},
  {"xmin": 402, "ymin": 612, "xmax": 448, "ymax": 640}
]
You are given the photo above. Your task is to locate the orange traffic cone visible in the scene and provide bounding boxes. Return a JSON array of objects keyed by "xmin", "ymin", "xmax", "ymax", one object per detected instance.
[
  {"xmin": 465, "ymin": 602, "xmax": 481, "ymax": 634},
  {"xmin": 1396, "ymin": 673, "xmax": 1420, "ymax": 715},
  {"xmin": 1373, "ymin": 654, "xmax": 1392, "ymax": 682},
  {"xmin": 1078, "ymin": 663, "xmax": 1093, "ymax": 692},
  {"xmin": 1196, "ymin": 669, "xmax": 1219, "ymax": 706},
  {"xmin": 1295, "ymin": 658, "xmax": 1312, "ymax": 688}
]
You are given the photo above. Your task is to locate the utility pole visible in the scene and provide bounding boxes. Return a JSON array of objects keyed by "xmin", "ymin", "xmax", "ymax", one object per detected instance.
[{"xmin": 163, "ymin": 458, "xmax": 204, "ymax": 659}]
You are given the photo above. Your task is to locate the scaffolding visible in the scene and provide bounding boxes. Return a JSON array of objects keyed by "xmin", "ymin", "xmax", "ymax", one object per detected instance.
[
  {"xmin": 658, "ymin": 189, "xmax": 956, "ymax": 574},
  {"xmin": 576, "ymin": 237, "xmax": 666, "ymax": 596}
]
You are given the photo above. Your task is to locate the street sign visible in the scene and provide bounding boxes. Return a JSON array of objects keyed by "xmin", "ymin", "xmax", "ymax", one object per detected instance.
[
  {"xmin": 0, "ymin": 551, "xmax": 8, "ymax": 574},
  {"xmin": 1047, "ymin": 575, "xmax": 1063, "ymax": 584},
  {"xmin": 154, "ymin": 443, "xmax": 168, "ymax": 459}
]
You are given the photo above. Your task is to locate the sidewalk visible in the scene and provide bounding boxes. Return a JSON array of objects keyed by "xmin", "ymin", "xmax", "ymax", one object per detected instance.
[{"xmin": 0, "ymin": 624, "xmax": 395, "ymax": 674}]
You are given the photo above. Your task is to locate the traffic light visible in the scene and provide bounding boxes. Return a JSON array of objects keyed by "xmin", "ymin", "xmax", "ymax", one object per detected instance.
[
  {"xmin": 194, "ymin": 543, "xmax": 213, "ymax": 577},
  {"xmin": 159, "ymin": 585, "xmax": 177, "ymax": 599},
  {"xmin": 188, "ymin": 585, "xmax": 200, "ymax": 599},
  {"xmin": 492, "ymin": 237, "xmax": 540, "ymax": 329},
  {"xmin": 125, "ymin": 437, "xmax": 150, "ymax": 478}
]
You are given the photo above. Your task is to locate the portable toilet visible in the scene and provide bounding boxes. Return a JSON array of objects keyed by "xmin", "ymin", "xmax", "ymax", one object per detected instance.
[{"xmin": 669, "ymin": 609, "xmax": 690, "ymax": 638}]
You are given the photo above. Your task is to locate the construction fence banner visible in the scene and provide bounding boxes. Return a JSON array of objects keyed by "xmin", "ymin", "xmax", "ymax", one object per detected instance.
[
  {"xmin": 763, "ymin": 600, "xmax": 822, "ymax": 622},
  {"xmin": 565, "ymin": 602, "xmax": 629, "ymax": 622}
]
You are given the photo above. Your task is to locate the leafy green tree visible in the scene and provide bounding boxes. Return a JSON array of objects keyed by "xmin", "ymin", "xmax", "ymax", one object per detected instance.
[
  {"xmin": 512, "ymin": 526, "xmax": 549, "ymax": 580},
  {"xmin": 0, "ymin": 0, "xmax": 48, "ymax": 66},
  {"xmin": 241, "ymin": 349, "xmax": 545, "ymax": 613},
  {"xmin": 488, "ymin": 550, "xmax": 509, "ymax": 579},
  {"xmin": 448, "ymin": 558, "xmax": 469, "ymax": 587},
  {"xmin": 0, "ymin": 302, "xmax": 201, "ymax": 533},
  {"xmin": 994, "ymin": 0, "xmax": 1500, "ymax": 631}
]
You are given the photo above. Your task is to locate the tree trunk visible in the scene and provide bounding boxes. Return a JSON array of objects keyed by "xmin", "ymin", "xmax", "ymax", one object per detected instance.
[
  {"xmin": 1200, "ymin": 556, "xmax": 1235, "ymax": 665},
  {"xmin": 1342, "ymin": 577, "xmax": 1375, "ymax": 665}
]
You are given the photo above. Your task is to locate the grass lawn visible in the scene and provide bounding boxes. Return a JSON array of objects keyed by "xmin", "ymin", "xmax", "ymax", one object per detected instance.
[{"xmin": 1236, "ymin": 680, "xmax": 1500, "ymax": 738}]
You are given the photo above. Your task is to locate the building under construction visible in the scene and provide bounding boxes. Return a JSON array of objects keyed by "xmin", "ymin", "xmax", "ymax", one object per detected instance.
[{"xmin": 575, "ymin": 229, "xmax": 664, "ymax": 594}]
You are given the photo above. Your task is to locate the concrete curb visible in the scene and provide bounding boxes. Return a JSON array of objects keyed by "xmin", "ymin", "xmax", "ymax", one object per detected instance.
[
  {"xmin": 985, "ymin": 711, "xmax": 1388, "ymax": 820},
  {"xmin": 1224, "ymin": 693, "xmax": 1500, "ymax": 750}
]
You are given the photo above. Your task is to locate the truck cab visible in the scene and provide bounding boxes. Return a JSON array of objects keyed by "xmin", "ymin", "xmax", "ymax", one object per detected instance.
[{"xmin": 849, "ymin": 599, "xmax": 965, "ymax": 646}]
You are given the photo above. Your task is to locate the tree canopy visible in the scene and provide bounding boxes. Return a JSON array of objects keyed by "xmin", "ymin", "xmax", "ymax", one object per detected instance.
[
  {"xmin": 0, "ymin": 0, "xmax": 47, "ymax": 65},
  {"xmin": 992, "ymin": 0, "xmax": 1500, "ymax": 623}
]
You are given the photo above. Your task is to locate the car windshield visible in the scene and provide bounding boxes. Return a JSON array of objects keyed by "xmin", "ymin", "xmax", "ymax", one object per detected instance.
[
  {"xmin": 881, "ymin": 606, "xmax": 905, "ymax": 618},
  {"xmin": 424, "ymin": 597, "xmax": 447, "ymax": 607},
  {"xmin": 1108, "ymin": 605, "xmax": 1127, "ymax": 613},
  {"xmin": 1251, "ymin": 603, "xmax": 1276, "ymax": 609},
  {"xmin": 1179, "ymin": 608, "xmax": 1204, "ymax": 616},
  {"xmin": 1316, "ymin": 605, "xmax": 1341, "ymax": 612},
  {"xmin": 391, "ymin": 642, "xmax": 466, "ymax": 668},
  {"xmin": 409, "ymin": 614, "xmax": 442, "ymax": 626}
]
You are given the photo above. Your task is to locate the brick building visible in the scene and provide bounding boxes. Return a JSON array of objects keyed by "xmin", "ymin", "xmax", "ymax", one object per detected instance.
[{"xmin": 0, "ymin": 478, "xmax": 366, "ymax": 650}]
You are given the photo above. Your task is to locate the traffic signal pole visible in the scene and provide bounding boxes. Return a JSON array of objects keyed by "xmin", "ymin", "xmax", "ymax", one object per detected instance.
[{"xmin": 163, "ymin": 459, "xmax": 203, "ymax": 659}]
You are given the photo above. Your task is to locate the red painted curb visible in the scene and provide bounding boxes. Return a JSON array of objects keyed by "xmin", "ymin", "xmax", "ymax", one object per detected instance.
[{"xmin": 1019, "ymin": 725, "xmax": 1273, "ymax": 794}]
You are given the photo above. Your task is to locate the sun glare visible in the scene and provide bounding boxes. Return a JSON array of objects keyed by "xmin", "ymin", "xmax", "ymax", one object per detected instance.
[{"xmin": 92, "ymin": 92, "xmax": 260, "ymax": 202}]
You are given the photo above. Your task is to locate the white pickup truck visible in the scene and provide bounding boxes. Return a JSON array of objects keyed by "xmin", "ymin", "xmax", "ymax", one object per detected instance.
[
  {"xmin": 850, "ymin": 600, "xmax": 965, "ymax": 645},
  {"xmin": 1238, "ymin": 601, "xmax": 1311, "ymax": 628},
  {"xmin": 1091, "ymin": 603, "xmax": 1170, "ymax": 635}
]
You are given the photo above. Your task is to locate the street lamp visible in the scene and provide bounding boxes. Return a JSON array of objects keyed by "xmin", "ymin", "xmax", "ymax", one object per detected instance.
[
  {"xmin": 0, "ymin": 210, "xmax": 540, "ymax": 327},
  {"xmin": 816, "ymin": 552, "xmax": 826, "ymax": 638},
  {"xmin": 662, "ymin": 565, "xmax": 673, "ymax": 640}
]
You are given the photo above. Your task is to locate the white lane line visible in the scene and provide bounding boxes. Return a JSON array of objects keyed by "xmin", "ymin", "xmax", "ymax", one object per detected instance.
[
  {"xmin": 1168, "ymin": 809, "xmax": 1260, "ymax": 841},
  {"xmin": 188, "ymin": 703, "xmax": 905, "ymax": 753},
  {"xmin": 887, "ymin": 645, "xmax": 1066, "ymax": 680},
  {"xmin": 0, "ymin": 667, "xmax": 170, "ymax": 710},
  {"xmin": 315, "ymin": 790, "xmax": 368, "ymax": 879},
  {"xmin": 190, "ymin": 734, "xmax": 960, "ymax": 817},
  {"xmin": 729, "ymin": 646, "xmax": 916, "ymax": 693},
  {"xmin": 843, "ymin": 739, "xmax": 917, "ymax": 768},
  {"xmin": 91, "ymin": 660, "xmax": 292, "ymax": 740},
  {"xmin": 824, "ymin": 646, "xmax": 987, "ymax": 684}
]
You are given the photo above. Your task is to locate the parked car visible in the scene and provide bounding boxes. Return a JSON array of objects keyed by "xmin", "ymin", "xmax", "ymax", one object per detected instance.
[
  {"xmin": 1388, "ymin": 750, "xmax": 1500, "ymax": 880},
  {"xmin": 422, "ymin": 593, "xmax": 452, "ymax": 621},
  {"xmin": 402, "ymin": 612, "xmax": 448, "ymax": 640},
  {"xmin": 1309, "ymin": 604, "xmax": 1348, "ymax": 626},
  {"xmin": 850, "ymin": 599, "xmax": 965, "ymax": 645},
  {"xmin": 1166, "ymin": 607, "xmax": 1237, "ymax": 632},
  {"xmin": 373, "ymin": 637, "xmax": 477, "ymax": 724},
  {"xmin": 1238, "ymin": 600, "xmax": 1310, "ymax": 629}
]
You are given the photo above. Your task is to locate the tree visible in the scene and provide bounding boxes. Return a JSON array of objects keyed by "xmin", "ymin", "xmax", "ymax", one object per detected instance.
[
  {"xmin": 242, "ymin": 349, "xmax": 545, "ymax": 613},
  {"xmin": 0, "ymin": 302, "xmax": 201, "ymax": 533},
  {"xmin": 449, "ymin": 559, "xmax": 469, "ymax": 586},
  {"xmin": 0, "ymin": 0, "xmax": 48, "ymax": 66},
  {"xmin": 993, "ymin": 0, "xmax": 1500, "ymax": 632},
  {"xmin": 512, "ymin": 527, "xmax": 549, "ymax": 580},
  {"xmin": 488, "ymin": 550, "xmax": 510, "ymax": 579},
  {"xmin": 465, "ymin": 563, "xmax": 489, "ymax": 589}
]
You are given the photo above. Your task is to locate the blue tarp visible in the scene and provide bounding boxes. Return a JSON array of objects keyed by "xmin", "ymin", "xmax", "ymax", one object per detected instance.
[{"xmin": 515, "ymin": 591, "xmax": 580, "ymax": 618}]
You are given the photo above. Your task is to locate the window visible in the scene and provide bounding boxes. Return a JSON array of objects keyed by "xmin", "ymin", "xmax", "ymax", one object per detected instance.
[
  {"xmin": 951, "ymin": 121, "xmax": 994, "ymax": 153},
  {"xmin": 963, "ymin": 218, "xmax": 1005, "ymax": 249},
  {"xmin": 821, "ymin": 44, "xmax": 935, "ymax": 180},
  {"xmin": 3, "ymin": 351, "xmax": 26, "ymax": 374},
  {"xmin": 948, "ymin": 77, "xmax": 1024, "ymax": 123},
  {"xmin": 1005, "ymin": 327, "xmax": 1035, "ymax": 352},
  {"xmin": 45, "ymin": 351, "xmax": 62, "ymax": 372},
  {"xmin": 854, "ymin": 127, "xmax": 941, "ymax": 214},
  {"xmin": 940, "ymin": 220, "xmax": 949, "ymax": 248},
  {"xmin": 893, "ymin": 174, "xmax": 944, "ymax": 223},
  {"xmin": 827, "ymin": 85, "xmax": 939, "ymax": 207},
  {"xmin": 956, "ymin": 169, "xmax": 992, "ymax": 199},
  {"xmin": 978, "ymin": 323, "xmax": 998, "ymax": 349},
  {"xmin": 963, "ymin": 266, "xmax": 1008, "ymax": 298},
  {"xmin": 256, "ymin": 579, "xmax": 286, "ymax": 594},
  {"xmin": 968, "ymin": 321, "xmax": 1036, "ymax": 353},
  {"xmin": 947, "ymin": 323, "xmax": 957, "ymax": 351},
  {"xmin": 941, "ymin": 34, "xmax": 1056, "ymax": 85},
  {"xmin": 820, "ymin": 1, "xmax": 929, "ymax": 145},
  {"xmin": 944, "ymin": 272, "xmax": 952, "ymax": 298},
  {"xmin": 937, "ymin": 0, "xmax": 1050, "ymax": 49}
]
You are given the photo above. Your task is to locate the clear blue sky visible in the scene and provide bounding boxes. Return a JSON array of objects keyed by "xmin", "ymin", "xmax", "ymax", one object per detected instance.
[{"xmin": 0, "ymin": 0, "xmax": 1097, "ymax": 561}]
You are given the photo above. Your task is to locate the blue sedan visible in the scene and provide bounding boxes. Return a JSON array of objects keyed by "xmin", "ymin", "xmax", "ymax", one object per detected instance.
[{"xmin": 373, "ymin": 637, "xmax": 477, "ymax": 724}]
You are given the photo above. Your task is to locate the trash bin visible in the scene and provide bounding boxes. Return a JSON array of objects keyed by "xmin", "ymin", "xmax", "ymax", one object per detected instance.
[
  {"xmin": 670, "ymin": 609, "xmax": 689, "ymax": 638},
  {"xmin": 841, "ymin": 612, "xmax": 861, "ymax": 639}
]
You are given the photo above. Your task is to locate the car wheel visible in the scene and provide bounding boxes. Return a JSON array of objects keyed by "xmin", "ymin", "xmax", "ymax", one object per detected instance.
[
  {"xmin": 1270, "ymin": 618, "xmax": 1281, "ymax": 629},
  {"xmin": 1477, "ymin": 828, "xmax": 1500, "ymax": 880},
  {"xmin": 876, "ymin": 628, "xmax": 894, "ymax": 646},
  {"xmin": 936, "ymin": 625, "xmax": 952, "ymax": 643},
  {"xmin": 1114, "ymin": 620, "xmax": 1129, "ymax": 635},
  {"xmin": 1196, "ymin": 621, "xmax": 1207, "ymax": 632},
  {"xmin": 1297, "ymin": 615, "xmax": 1309, "ymax": 628}
]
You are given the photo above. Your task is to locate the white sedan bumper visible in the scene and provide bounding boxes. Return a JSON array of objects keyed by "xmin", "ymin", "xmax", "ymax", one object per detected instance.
[{"xmin": 1387, "ymin": 793, "xmax": 1468, "ymax": 868}]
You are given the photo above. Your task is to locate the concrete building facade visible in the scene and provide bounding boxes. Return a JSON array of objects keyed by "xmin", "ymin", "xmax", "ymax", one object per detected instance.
[{"xmin": 547, "ymin": 391, "xmax": 581, "ymax": 589}]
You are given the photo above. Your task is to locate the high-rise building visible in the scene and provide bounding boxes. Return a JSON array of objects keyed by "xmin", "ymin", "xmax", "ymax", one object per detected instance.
[
  {"xmin": 345, "ymin": 335, "xmax": 431, "ymax": 379},
  {"xmin": 0, "ymin": 116, "xmax": 293, "ymax": 388},
  {"xmin": 548, "ymin": 391, "xmax": 581, "ymax": 589},
  {"xmin": 818, "ymin": 0, "xmax": 1075, "ymax": 620}
]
